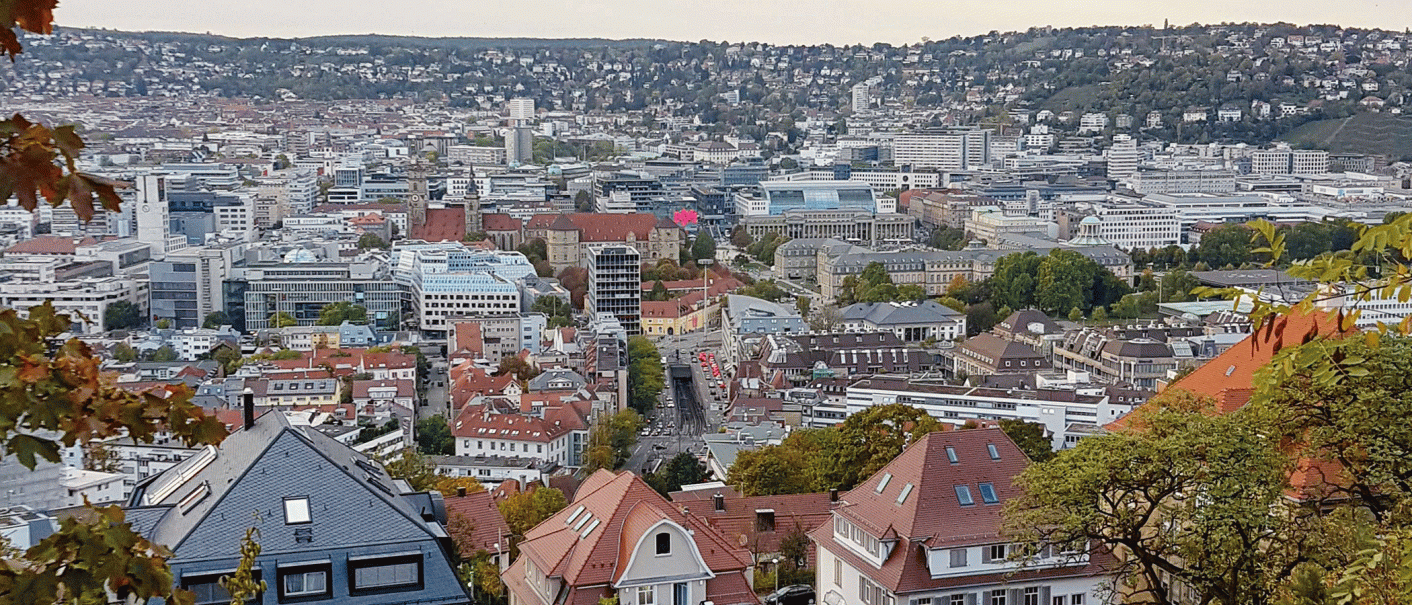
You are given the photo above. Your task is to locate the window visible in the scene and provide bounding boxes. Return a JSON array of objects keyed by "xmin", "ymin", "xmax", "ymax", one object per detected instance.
[
  {"xmin": 945, "ymin": 446, "xmax": 958, "ymax": 464},
  {"xmin": 988, "ymin": 544, "xmax": 1008, "ymax": 562},
  {"xmin": 184, "ymin": 576, "xmax": 232, "ymax": 605},
  {"xmin": 896, "ymin": 483, "xmax": 914, "ymax": 505},
  {"xmin": 989, "ymin": 590, "xmax": 1006, "ymax": 605},
  {"xmin": 978, "ymin": 482, "xmax": 999, "ymax": 504},
  {"xmin": 349, "ymin": 553, "xmax": 421, "ymax": 593},
  {"xmin": 1024, "ymin": 588, "xmax": 1039, "ymax": 605},
  {"xmin": 954, "ymin": 485, "xmax": 974, "ymax": 506},
  {"xmin": 280, "ymin": 566, "xmax": 330, "ymax": 600},
  {"xmin": 1071, "ymin": 596, "xmax": 1083, "ymax": 605},
  {"xmin": 951, "ymin": 596, "xmax": 966, "ymax": 605},
  {"xmin": 875, "ymin": 473, "xmax": 892, "ymax": 493},
  {"xmin": 637, "ymin": 586, "xmax": 656, "ymax": 605},
  {"xmin": 756, "ymin": 511, "xmax": 776, "ymax": 532},
  {"xmin": 283, "ymin": 497, "xmax": 310, "ymax": 524},
  {"xmin": 656, "ymin": 532, "xmax": 671, "ymax": 555},
  {"xmin": 834, "ymin": 558, "xmax": 842, "ymax": 586},
  {"xmin": 949, "ymin": 548, "xmax": 967, "ymax": 568},
  {"xmin": 987, "ymin": 443, "xmax": 1001, "ymax": 460}
]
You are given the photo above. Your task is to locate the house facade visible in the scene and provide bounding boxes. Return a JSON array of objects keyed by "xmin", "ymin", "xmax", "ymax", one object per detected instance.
[{"xmin": 811, "ymin": 430, "xmax": 1114, "ymax": 605}]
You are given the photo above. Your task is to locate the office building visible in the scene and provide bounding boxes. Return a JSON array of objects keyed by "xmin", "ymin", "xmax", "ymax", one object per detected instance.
[
  {"xmin": 893, "ymin": 127, "xmax": 992, "ymax": 170},
  {"xmin": 737, "ymin": 181, "xmax": 888, "ymax": 217},
  {"xmin": 234, "ymin": 259, "xmax": 408, "ymax": 332},
  {"xmin": 1106, "ymin": 134, "xmax": 1139, "ymax": 181},
  {"xmin": 507, "ymin": 97, "xmax": 535, "ymax": 123},
  {"xmin": 585, "ymin": 244, "xmax": 642, "ymax": 335},
  {"xmin": 395, "ymin": 245, "xmax": 535, "ymax": 338},
  {"xmin": 149, "ymin": 241, "xmax": 246, "ymax": 329},
  {"xmin": 851, "ymin": 81, "xmax": 872, "ymax": 113}
]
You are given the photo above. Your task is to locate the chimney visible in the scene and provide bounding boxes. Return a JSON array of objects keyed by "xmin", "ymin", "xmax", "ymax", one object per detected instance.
[
  {"xmin": 457, "ymin": 486, "xmax": 467, "ymax": 497},
  {"xmin": 242, "ymin": 388, "xmax": 255, "ymax": 430},
  {"xmin": 713, "ymin": 493, "xmax": 725, "ymax": 512},
  {"xmin": 829, "ymin": 488, "xmax": 839, "ymax": 502}
]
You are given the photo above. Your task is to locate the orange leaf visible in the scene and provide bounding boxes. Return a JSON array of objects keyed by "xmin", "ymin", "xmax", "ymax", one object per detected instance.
[{"xmin": 12, "ymin": 0, "xmax": 58, "ymax": 35}]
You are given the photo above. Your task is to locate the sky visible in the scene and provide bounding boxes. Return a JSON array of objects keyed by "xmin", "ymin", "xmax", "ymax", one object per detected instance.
[{"xmin": 57, "ymin": 0, "xmax": 1412, "ymax": 45}]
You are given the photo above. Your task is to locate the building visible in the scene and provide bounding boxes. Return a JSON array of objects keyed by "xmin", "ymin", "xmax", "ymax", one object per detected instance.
[
  {"xmin": 508, "ymin": 97, "xmax": 536, "ymax": 122},
  {"xmin": 523, "ymin": 213, "xmax": 681, "ymax": 274},
  {"xmin": 450, "ymin": 399, "xmax": 590, "ymax": 467},
  {"xmin": 839, "ymin": 300, "xmax": 967, "ymax": 342},
  {"xmin": 893, "ymin": 127, "xmax": 992, "ymax": 170},
  {"xmin": 0, "ymin": 276, "xmax": 148, "ymax": 335},
  {"xmin": 738, "ymin": 181, "xmax": 890, "ymax": 217},
  {"xmin": 1128, "ymin": 170, "xmax": 1237, "ymax": 195},
  {"xmin": 810, "ymin": 430, "xmax": 1114, "ymax": 605},
  {"xmin": 234, "ymin": 259, "xmax": 407, "ymax": 332},
  {"xmin": 842, "ymin": 378, "xmax": 1138, "ymax": 449},
  {"xmin": 149, "ymin": 241, "xmax": 246, "ymax": 329},
  {"xmin": 951, "ymin": 333, "xmax": 1051, "ymax": 377},
  {"xmin": 1106, "ymin": 135, "xmax": 1138, "ymax": 181},
  {"xmin": 449, "ymin": 314, "xmax": 547, "ymax": 363},
  {"xmin": 743, "ymin": 210, "xmax": 914, "ymax": 248},
  {"xmin": 1076, "ymin": 203, "xmax": 1182, "ymax": 250},
  {"xmin": 965, "ymin": 207, "xmax": 1057, "ymax": 243},
  {"xmin": 125, "ymin": 410, "xmax": 471, "ymax": 605},
  {"xmin": 586, "ymin": 244, "xmax": 642, "ymax": 335},
  {"xmin": 502, "ymin": 469, "xmax": 759, "ymax": 605},
  {"xmin": 394, "ymin": 245, "xmax": 534, "ymax": 338},
  {"xmin": 851, "ymin": 81, "xmax": 871, "ymax": 113},
  {"xmin": 1250, "ymin": 146, "xmax": 1330, "ymax": 175}
]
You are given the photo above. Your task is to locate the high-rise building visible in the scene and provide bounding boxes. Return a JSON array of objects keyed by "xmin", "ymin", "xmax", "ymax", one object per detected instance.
[
  {"xmin": 507, "ymin": 97, "xmax": 535, "ymax": 123},
  {"xmin": 894, "ymin": 127, "xmax": 992, "ymax": 170},
  {"xmin": 1106, "ymin": 134, "xmax": 1139, "ymax": 181},
  {"xmin": 585, "ymin": 244, "xmax": 641, "ymax": 335},
  {"xmin": 851, "ymin": 81, "xmax": 871, "ymax": 113},
  {"xmin": 149, "ymin": 241, "xmax": 245, "ymax": 328},
  {"xmin": 505, "ymin": 126, "xmax": 534, "ymax": 165}
]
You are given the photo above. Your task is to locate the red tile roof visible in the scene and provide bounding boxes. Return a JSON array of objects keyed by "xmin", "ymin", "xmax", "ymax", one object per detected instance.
[
  {"xmin": 411, "ymin": 207, "xmax": 467, "ymax": 242},
  {"xmin": 512, "ymin": 470, "xmax": 756, "ymax": 605},
  {"xmin": 526, "ymin": 212, "xmax": 676, "ymax": 242},
  {"xmin": 6, "ymin": 235, "xmax": 93, "ymax": 255},
  {"xmin": 445, "ymin": 489, "xmax": 511, "ymax": 557},
  {"xmin": 812, "ymin": 429, "xmax": 1113, "ymax": 594},
  {"xmin": 482, "ymin": 213, "xmax": 523, "ymax": 232},
  {"xmin": 689, "ymin": 491, "xmax": 835, "ymax": 566}
]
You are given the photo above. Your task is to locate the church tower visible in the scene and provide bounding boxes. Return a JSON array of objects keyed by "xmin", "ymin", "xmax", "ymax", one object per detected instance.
[
  {"xmin": 407, "ymin": 151, "xmax": 429, "ymax": 229},
  {"xmin": 462, "ymin": 165, "xmax": 482, "ymax": 236}
]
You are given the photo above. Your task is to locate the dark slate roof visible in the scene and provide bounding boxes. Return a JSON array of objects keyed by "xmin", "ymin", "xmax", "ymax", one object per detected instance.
[
  {"xmin": 840, "ymin": 300, "xmax": 963, "ymax": 326},
  {"xmin": 129, "ymin": 412, "xmax": 450, "ymax": 561}
]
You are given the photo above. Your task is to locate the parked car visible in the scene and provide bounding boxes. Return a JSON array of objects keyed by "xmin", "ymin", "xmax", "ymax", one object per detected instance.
[{"xmin": 764, "ymin": 585, "xmax": 815, "ymax": 605}]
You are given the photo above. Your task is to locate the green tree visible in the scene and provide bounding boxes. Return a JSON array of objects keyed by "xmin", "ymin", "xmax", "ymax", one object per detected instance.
[
  {"xmin": 1090, "ymin": 306, "xmax": 1108, "ymax": 322},
  {"xmin": 382, "ymin": 448, "xmax": 439, "ymax": 491},
  {"xmin": 574, "ymin": 190, "xmax": 594, "ymax": 212},
  {"xmin": 1003, "ymin": 392, "xmax": 1306, "ymax": 605},
  {"xmin": 357, "ymin": 232, "xmax": 389, "ymax": 249},
  {"xmin": 996, "ymin": 419, "xmax": 1054, "ymax": 462},
  {"xmin": 731, "ymin": 225, "xmax": 753, "ymax": 249},
  {"xmin": 498, "ymin": 487, "xmax": 568, "ymax": 536},
  {"xmin": 795, "ymin": 296, "xmax": 811, "ymax": 318},
  {"xmin": 690, "ymin": 231, "xmax": 717, "ymax": 262},
  {"xmin": 1067, "ymin": 307, "xmax": 1082, "ymax": 322},
  {"xmin": 531, "ymin": 296, "xmax": 573, "ymax": 329},
  {"xmin": 1196, "ymin": 222, "xmax": 1254, "ymax": 268},
  {"xmin": 647, "ymin": 280, "xmax": 669, "ymax": 302},
  {"xmin": 104, "ymin": 300, "xmax": 142, "ymax": 331},
  {"xmin": 213, "ymin": 347, "xmax": 242, "ymax": 375},
  {"xmin": 202, "ymin": 311, "xmax": 230, "ymax": 329},
  {"xmin": 416, "ymin": 415, "xmax": 454, "ymax": 456},
  {"xmin": 317, "ymin": 301, "xmax": 367, "ymax": 326},
  {"xmin": 627, "ymin": 336, "xmax": 665, "ymax": 415},
  {"xmin": 151, "ymin": 345, "xmax": 178, "ymax": 362},
  {"xmin": 647, "ymin": 452, "xmax": 710, "ymax": 495},
  {"xmin": 926, "ymin": 225, "xmax": 968, "ymax": 250},
  {"xmin": 113, "ymin": 342, "xmax": 137, "ymax": 362},
  {"xmin": 270, "ymin": 311, "xmax": 297, "ymax": 328},
  {"xmin": 584, "ymin": 410, "xmax": 645, "ymax": 473}
]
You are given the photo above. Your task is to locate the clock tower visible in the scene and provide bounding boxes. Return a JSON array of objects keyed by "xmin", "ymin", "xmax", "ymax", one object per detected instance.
[{"xmin": 407, "ymin": 152, "xmax": 429, "ymax": 229}]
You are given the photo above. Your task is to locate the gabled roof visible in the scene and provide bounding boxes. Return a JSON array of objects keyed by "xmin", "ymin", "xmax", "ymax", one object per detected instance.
[
  {"xmin": 412, "ymin": 206, "xmax": 468, "ymax": 242},
  {"xmin": 445, "ymin": 489, "xmax": 511, "ymax": 557},
  {"xmin": 128, "ymin": 412, "xmax": 451, "ymax": 561},
  {"xmin": 517, "ymin": 470, "xmax": 753, "ymax": 592}
]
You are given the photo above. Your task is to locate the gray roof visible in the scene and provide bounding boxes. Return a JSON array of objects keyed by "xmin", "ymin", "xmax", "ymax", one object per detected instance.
[
  {"xmin": 839, "ymin": 300, "xmax": 962, "ymax": 326},
  {"xmin": 130, "ymin": 412, "xmax": 451, "ymax": 561},
  {"xmin": 526, "ymin": 368, "xmax": 588, "ymax": 392}
]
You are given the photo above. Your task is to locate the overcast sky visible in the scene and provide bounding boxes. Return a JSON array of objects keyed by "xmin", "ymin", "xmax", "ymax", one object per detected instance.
[{"xmin": 57, "ymin": 0, "xmax": 1411, "ymax": 45}]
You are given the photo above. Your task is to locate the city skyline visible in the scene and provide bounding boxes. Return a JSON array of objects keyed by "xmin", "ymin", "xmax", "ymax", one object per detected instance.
[{"xmin": 59, "ymin": 0, "xmax": 1412, "ymax": 46}]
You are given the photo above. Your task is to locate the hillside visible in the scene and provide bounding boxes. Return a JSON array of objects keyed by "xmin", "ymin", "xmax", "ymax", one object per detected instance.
[{"xmin": 1281, "ymin": 113, "xmax": 1412, "ymax": 160}]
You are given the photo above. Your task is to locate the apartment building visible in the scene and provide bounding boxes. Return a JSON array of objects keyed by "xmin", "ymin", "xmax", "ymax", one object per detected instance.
[
  {"xmin": 586, "ymin": 244, "xmax": 642, "ymax": 336},
  {"xmin": 894, "ymin": 127, "xmax": 992, "ymax": 170}
]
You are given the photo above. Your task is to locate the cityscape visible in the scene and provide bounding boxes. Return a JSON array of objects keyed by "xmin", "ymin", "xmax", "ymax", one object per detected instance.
[{"xmin": 4, "ymin": 5, "xmax": 1412, "ymax": 605}]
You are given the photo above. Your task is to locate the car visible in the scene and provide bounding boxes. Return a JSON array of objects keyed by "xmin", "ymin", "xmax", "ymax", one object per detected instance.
[
  {"xmin": 763, "ymin": 585, "xmax": 815, "ymax": 605},
  {"xmin": 652, "ymin": 443, "xmax": 667, "ymax": 450}
]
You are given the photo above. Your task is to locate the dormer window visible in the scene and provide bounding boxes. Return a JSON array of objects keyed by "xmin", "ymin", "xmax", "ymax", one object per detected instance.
[{"xmin": 655, "ymin": 532, "xmax": 671, "ymax": 555}]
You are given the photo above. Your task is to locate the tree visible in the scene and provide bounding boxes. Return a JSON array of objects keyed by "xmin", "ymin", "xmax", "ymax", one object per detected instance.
[
  {"xmin": 926, "ymin": 225, "xmax": 968, "ymax": 250},
  {"xmin": 432, "ymin": 476, "xmax": 486, "ymax": 498},
  {"xmin": 627, "ymin": 336, "xmax": 665, "ymax": 415},
  {"xmin": 558, "ymin": 266, "xmax": 589, "ymax": 310},
  {"xmin": 996, "ymin": 419, "xmax": 1054, "ymax": 462},
  {"xmin": 113, "ymin": 342, "xmax": 137, "ymax": 362},
  {"xmin": 213, "ymin": 347, "xmax": 242, "ymax": 375},
  {"xmin": 270, "ymin": 311, "xmax": 297, "ymax": 328},
  {"xmin": 647, "ymin": 280, "xmax": 669, "ymax": 302},
  {"xmin": 382, "ymin": 448, "xmax": 440, "ymax": 492},
  {"xmin": 830, "ymin": 404, "xmax": 942, "ymax": 490},
  {"xmin": 416, "ymin": 415, "xmax": 454, "ymax": 456},
  {"xmin": 317, "ymin": 301, "xmax": 367, "ymax": 326},
  {"xmin": 1090, "ymin": 306, "xmax": 1108, "ymax": 322},
  {"xmin": 1067, "ymin": 307, "xmax": 1082, "ymax": 322},
  {"xmin": 731, "ymin": 225, "xmax": 753, "ymax": 249},
  {"xmin": 795, "ymin": 296, "xmax": 810, "ymax": 319},
  {"xmin": 531, "ymin": 295, "xmax": 573, "ymax": 329},
  {"xmin": 1003, "ymin": 392, "xmax": 1307, "ymax": 605},
  {"xmin": 1196, "ymin": 222, "xmax": 1254, "ymax": 268},
  {"xmin": 104, "ymin": 300, "xmax": 142, "ymax": 331},
  {"xmin": 690, "ymin": 231, "xmax": 717, "ymax": 262},
  {"xmin": 499, "ymin": 487, "xmax": 568, "ymax": 536},
  {"xmin": 151, "ymin": 345, "xmax": 178, "ymax": 362},
  {"xmin": 738, "ymin": 279, "xmax": 786, "ymax": 302},
  {"xmin": 202, "ymin": 311, "xmax": 229, "ymax": 329},
  {"xmin": 585, "ymin": 409, "xmax": 645, "ymax": 473},
  {"xmin": 647, "ymin": 452, "xmax": 710, "ymax": 495},
  {"xmin": 495, "ymin": 354, "xmax": 539, "ymax": 383},
  {"xmin": 809, "ymin": 305, "xmax": 843, "ymax": 332},
  {"xmin": 357, "ymin": 232, "xmax": 388, "ymax": 249},
  {"xmin": 574, "ymin": 190, "xmax": 593, "ymax": 212}
]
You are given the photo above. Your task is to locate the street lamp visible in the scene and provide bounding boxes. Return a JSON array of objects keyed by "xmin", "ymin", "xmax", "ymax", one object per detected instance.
[
  {"xmin": 772, "ymin": 557, "xmax": 781, "ymax": 594},
  {"xmin": 699, "ymin": 259, "xmax": 714, "ymax": 332}
]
